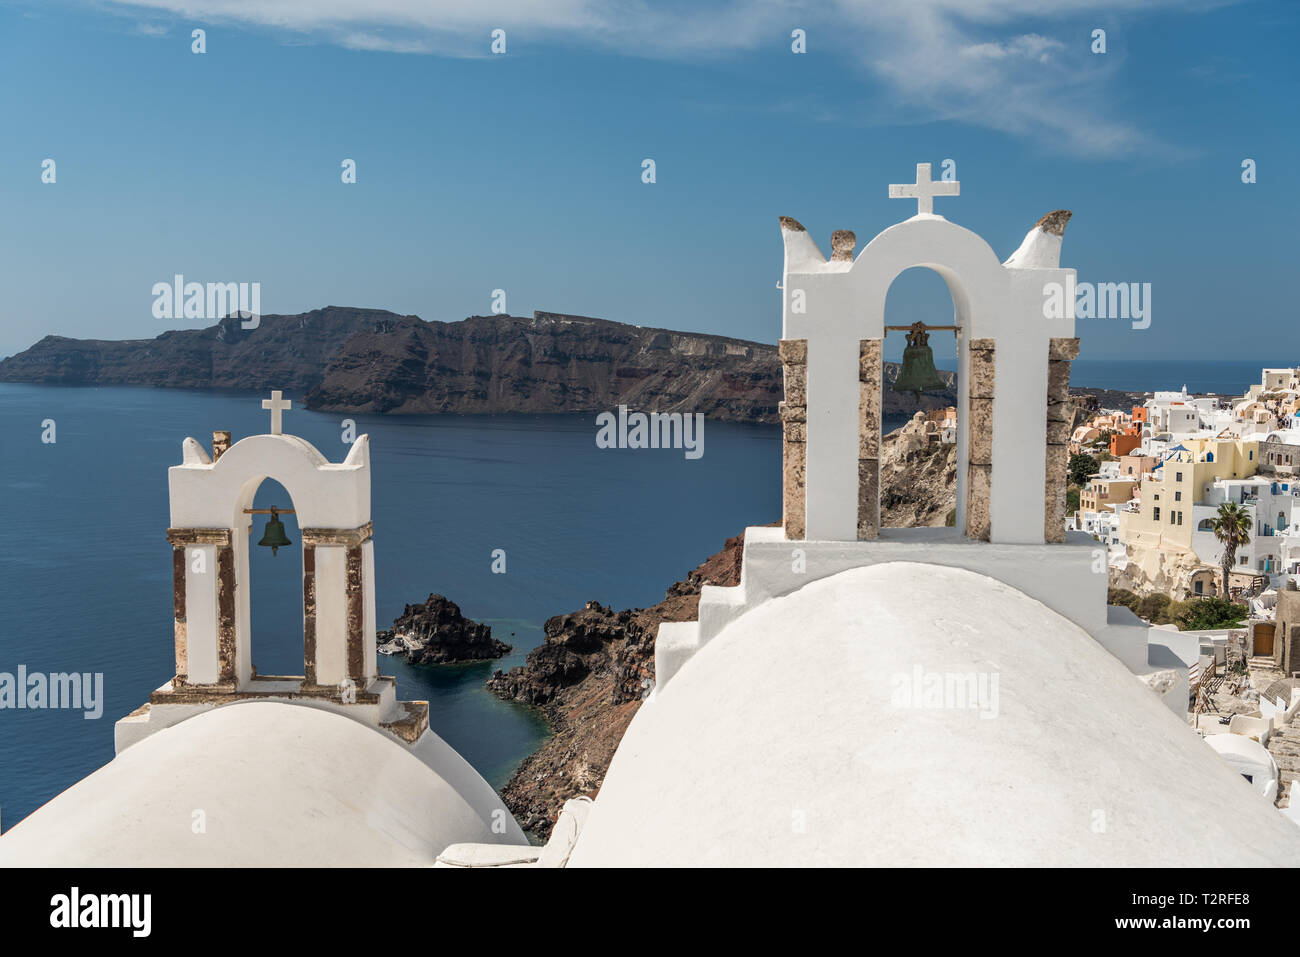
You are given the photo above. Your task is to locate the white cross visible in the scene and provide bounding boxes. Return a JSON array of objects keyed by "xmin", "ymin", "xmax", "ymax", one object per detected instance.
[
  {"xmin": 888, "ymin": 162, "xmax": 960, "ymax": 217},
  {"xmin": 261, "ymin": 390, "xmax": 292, "ymax": 435}
]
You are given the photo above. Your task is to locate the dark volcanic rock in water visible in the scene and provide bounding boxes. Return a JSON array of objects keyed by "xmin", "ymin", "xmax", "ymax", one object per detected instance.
[
  {"xmin": 377, "ymin": 594, "xmax": 511, "ymax": 665},
  {"xmin": 486, "ymin": 535, "xmax": 751, "ymax": 837},
  {"xmin": 0, "ymin": 307, "xmax": 957, "ymax": 423}
]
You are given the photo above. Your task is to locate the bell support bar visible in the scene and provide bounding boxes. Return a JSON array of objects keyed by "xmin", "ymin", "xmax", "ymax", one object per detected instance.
[
  {"xmin": 243, "ymin": 508, "xmax": 297, "ymax": 515},
  {"xmin": 883, "ymin": 325, "xmax": 958, "ymax": 332}
]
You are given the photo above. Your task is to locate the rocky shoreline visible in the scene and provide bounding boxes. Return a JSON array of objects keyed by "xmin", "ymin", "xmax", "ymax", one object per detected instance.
[
  {"xmin": 485, "ymin": 531, "xmax": 748, "ymax": 837},
  {"xmin": 377, "ymin": 594, "xmax": 511, "ymax": 665}
]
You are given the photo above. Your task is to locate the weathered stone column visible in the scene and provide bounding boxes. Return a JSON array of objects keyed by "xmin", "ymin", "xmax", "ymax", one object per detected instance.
[
  {"xmin": 165, "ymin": 526, "xmax": 234, "ymax": 689},
  {"xmin": 301, "ymin": 522, "xmax": 374, "ymax": 688},
  {"xmin": 779, "ymin": 338, "xmax": 808, "ymax": 540},
  {"xmin": 345, "ymin": 544, "xmax": 365, "ymax": 681},
  {"xmin": 169, "ymin": 544, "xmax": 188, "ymax": 685},
  {"xmin": 302, "ymin": 545, "xmax": 317, "ymax": 686},
  {"xmin": 1045, "ymin": 337, "xmax": 1080, "ymax": 543},
  {"xmin": 216, "ymin": 544, "xmax": 237, "ymax": 684},
  {"xmin": 858, "ymin": 338, "xmax": 882, "ymax": 540},
  {"xmin": 966, "ymin": 339, "xmax": 995, "ymax": 541}
]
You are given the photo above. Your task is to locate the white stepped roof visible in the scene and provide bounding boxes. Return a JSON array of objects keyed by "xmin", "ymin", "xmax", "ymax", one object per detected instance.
[
  {"xmin": 0, "ymin": 701, "xmax": 524, "ymax": 866},
  {"xmin": 569, "ymin": 562, "xmax": 1300, "ymax": 867}
]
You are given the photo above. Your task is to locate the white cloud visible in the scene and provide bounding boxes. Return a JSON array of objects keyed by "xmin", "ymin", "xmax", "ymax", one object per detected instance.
[{"xmin": 96, "ymin": 0, "xmax": 1236, "ymax": 156}]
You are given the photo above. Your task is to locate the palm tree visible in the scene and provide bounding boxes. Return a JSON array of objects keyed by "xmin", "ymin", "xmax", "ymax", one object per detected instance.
[{"xmin": 1210, "ymin": 501, "xmax": 1252, "ymax": 599}]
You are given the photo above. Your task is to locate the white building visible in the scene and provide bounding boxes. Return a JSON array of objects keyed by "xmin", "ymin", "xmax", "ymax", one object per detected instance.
[{"xmin": 1191, "ymin": 475, "xmax": 1300, "ymax": 578}]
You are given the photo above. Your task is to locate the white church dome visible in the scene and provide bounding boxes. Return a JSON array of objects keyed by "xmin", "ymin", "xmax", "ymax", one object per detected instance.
[
  {"xmin": 569, "ymin": 562, "xmax": 1300, "ymax": 867},
  {"xmin": 0, "ymin": 701, "xmax": 524, "ymax": 866}
]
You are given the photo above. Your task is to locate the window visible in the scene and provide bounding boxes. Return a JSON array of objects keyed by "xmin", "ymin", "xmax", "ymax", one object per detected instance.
[
  {"xmin": 1153, "ymin": 507, "xmax": 1161, "ymax": 521},
  {"xmin": 1175, "ymin": 491, "xmax": 1182, "ymax": 501},
  {"xmin": 1177, "ymin": 511, "xmax": 1183, "ymax": 525},
  {"xmin": 1176, "ymin": 472, "xmax": 1183, "ymax": 482}
]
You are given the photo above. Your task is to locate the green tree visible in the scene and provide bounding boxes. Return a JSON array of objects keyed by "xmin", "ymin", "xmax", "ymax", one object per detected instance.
[
  {"xmin": 1137, "ymin": 593, "xmax": 1174, "ymax": 624},
  {"xmin": 1209, "ymin": 502, "xmax": 1252, "ymax": 599},
  {"xmin": 1068, "ymin": 453, "xmax": 1100, "ymax": 488},
  {"xmin": 1173, "ymin": 597, "xmax": 1249, "ymax": 630}
]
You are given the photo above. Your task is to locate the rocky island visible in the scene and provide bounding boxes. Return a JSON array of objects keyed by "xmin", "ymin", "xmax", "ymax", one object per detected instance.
[
  {"xmin": 377, "ymin": 594, "xmax": 511, "ymax": 665},
  {"xmin": 0, "ymin": 307, "xmax": 958, "ymax": 422}
]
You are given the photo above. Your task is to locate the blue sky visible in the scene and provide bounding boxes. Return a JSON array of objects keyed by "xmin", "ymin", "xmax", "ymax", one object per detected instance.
[{"xmin": 0, "ymin": 0, "xmax": 1295, "ymax": 363}]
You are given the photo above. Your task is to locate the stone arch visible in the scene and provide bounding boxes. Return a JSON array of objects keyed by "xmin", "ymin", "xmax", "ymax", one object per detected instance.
[{"xmin": 780, "ymin": 212, "xmax": 1076, "ymax": 544}]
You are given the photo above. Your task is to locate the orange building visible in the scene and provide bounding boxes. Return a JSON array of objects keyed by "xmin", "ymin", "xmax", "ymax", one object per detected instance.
[{"xmin": 1109, "ymin": 424, "xmax": 1143, "ymax": 457}]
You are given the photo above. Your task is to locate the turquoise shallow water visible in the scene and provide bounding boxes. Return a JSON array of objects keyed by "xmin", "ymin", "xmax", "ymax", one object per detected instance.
[{"xmin": 0, "ymin": 383, "xmax": 781, "ymax": 827}]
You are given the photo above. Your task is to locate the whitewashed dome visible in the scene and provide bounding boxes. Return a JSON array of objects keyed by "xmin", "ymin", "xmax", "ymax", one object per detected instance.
[
  {"xmin": 570, "ymin": 562, "xmax": 1300, "ymax": 867},
  {"xmin": 0, "ymin": 701, "xmax": 524, "ymax": 866}
]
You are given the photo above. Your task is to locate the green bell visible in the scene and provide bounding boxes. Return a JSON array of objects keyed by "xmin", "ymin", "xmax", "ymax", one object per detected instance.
[
  {"xmin": 891, "ymin": 322, "xmax": 946, "ymax": 400},
  {"xmin": 257, "ymin": 508, "xmax": 292, "ymax": 556}
]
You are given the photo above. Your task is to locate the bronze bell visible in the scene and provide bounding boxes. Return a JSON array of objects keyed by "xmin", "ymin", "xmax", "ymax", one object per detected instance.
[
  {"xmin": 257, "ymin": 507, "xmax": 292, "ymax": 556},
  {"xmin": 891, "ymin": 321, "xmax": 947, "ymax": 400}
]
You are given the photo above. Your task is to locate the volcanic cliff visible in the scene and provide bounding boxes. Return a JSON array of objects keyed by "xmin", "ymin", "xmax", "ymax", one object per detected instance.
[{"xmin": 0, "ymin": 307, "xmax": 957, "ymax": 423}]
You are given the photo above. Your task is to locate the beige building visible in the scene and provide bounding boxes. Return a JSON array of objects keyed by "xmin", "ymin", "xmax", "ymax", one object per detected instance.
[
  {"xmin": 1118, "ymin": 436, "xmax": 1260, "ymax": 552},
  {"xmin": 1079, "ymin": 476, "xmax": 1137, "ymax": 515},
  {"xmin": 1116, "ymin": 454, "xmax": 1157, "ymax": 479}
]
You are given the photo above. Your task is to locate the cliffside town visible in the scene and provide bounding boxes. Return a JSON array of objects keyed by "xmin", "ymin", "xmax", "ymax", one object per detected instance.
[{"xmin": 1070, "ymin": 367, "xmax": 1300, "ymax": 605}]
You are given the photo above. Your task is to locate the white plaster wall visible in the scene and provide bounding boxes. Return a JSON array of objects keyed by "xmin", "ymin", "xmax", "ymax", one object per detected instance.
[
  {"xmin": 733, "ymin": 524, "xmax": 1109, "ymax": 638},
  {"xmin": 362, "ymin": 540, "xmax": 377, "ymax": 681},
  {"xmin": 234, "ymin": 520, "xmax": 252, "ymax": 686},
  {"xmin": 169, "ymin": 433, "xmax": 371, "ymax": 530},
  {"xmin": 185, "ymin": 545, "xmax": 220, "ymax": 684},
  {"xmin": 314, "ymin": 546, "xmax": 348, "ymax": 686}
]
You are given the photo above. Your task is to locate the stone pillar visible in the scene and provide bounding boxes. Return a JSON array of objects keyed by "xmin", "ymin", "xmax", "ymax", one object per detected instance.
[
  {"xmin": 858, "ymin": 338, "xmax": 882, "ymax": 540},
  {"xmin": 301, "ymin": 522, "xmax": 374, "ymax": 689},
  {"xmin": 170, "ymin": 545, "xmax": 188, "ymax": 685},
  {"xmin": 216, "ymin": 544, "xmax": 237, "ymax": 685},
  {"xmin": 966, "ymin": 338, "xmax": 995, "ymax": 541},
  {"xmin": 345, "ymin": 545, "xmax": 365, "ymax": 681},
  {"xmin": 302, "ymin": 545, "xmax": 317, "ymax": 686},
  {"xmin": 779, "ymin": 338, "xmax": 808, "ymax": 540},
  {"xmin": 1045, "ymin": 337, "xmax": 1080, "ymax": 543},
  {"xmin": 165, "ymin": 527, "xmax": 234, "ymax": 689}
]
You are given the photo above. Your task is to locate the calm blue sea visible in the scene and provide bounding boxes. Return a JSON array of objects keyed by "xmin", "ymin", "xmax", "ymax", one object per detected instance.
[
  {"xmin": 0, "ymin": 356, "xmax": 1270, "ymax": 829},
  {"xmin": 1070, "ymin": 359, "xmax": 1277, "ymax": 396},
  {"xmin": 0, "ymin": 383, "xmax": 785, "ymax": 828}
]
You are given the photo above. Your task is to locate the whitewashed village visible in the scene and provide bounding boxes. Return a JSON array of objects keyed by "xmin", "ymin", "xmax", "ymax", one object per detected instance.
[
  {"xmin": 2, "ymin": 166, "xmax": 1296, "ymax": 868},
  {"xmin": 1065, "ymin": 368, "xmax": 1300, "ymax": 809}
]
